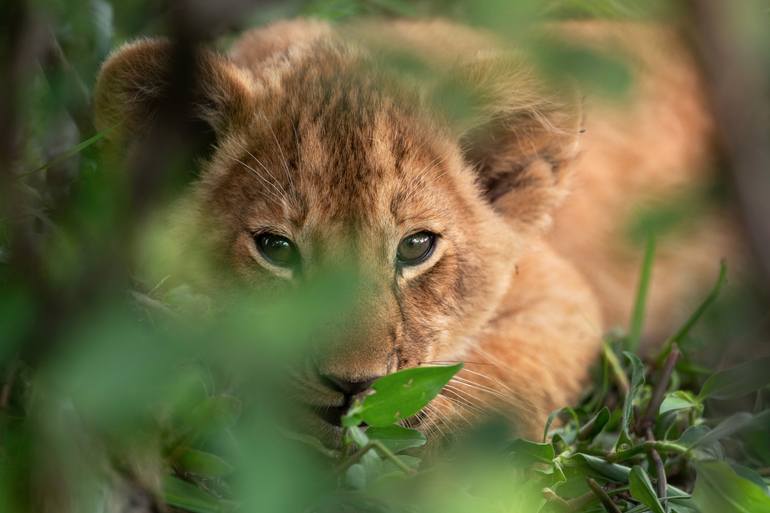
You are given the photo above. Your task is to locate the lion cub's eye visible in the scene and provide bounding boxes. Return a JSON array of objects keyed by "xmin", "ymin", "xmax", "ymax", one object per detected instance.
[
  {"xmin": 255, "ymin": 232, "xmax": 300, "ymax": 268},
  {"xmin": 397, "ymin": 231, "xmax": 436, "ymax": 266}
]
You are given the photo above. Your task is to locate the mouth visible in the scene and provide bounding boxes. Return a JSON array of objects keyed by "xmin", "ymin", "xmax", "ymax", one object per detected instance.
[
  {"xmin": 309, "ymin": 388, "xmax": 374, "ymax": 428},
  {"xmin": 313, "ymin": 403, "xmax": 350, "ymax": 426}
]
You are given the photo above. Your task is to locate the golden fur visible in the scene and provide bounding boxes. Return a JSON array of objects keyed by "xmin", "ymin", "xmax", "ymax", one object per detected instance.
[{"xmin": 94, "ymin": 19, "xmax": 740, "ymax": 441}]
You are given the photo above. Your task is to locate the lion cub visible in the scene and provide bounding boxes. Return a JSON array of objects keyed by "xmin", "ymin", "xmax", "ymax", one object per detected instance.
[{"xmin": 94, "ymin": 19, "xmax": 737, "ymax": 441}]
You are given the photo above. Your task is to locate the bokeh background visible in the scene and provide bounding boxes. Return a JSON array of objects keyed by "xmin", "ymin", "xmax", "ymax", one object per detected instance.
[{"xmin": 1, "ymin": 1, "xmax": 769, "ymax": 512}]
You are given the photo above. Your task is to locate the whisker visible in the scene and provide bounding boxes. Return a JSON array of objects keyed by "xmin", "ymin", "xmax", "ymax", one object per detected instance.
[
  {"xmin": 441, "ymin": 384, "xmax": 486, "ymax": 415},
  {"xmin": 230, "ymin": 138, "xmax": 291, "ymax": 203},
  {"xmin": 230, "ymin": 157, "xmax": 286, "ymax": 205},
  {"xmin": 260, "ymin": 112, "xmax": 296, "ymax": 193}
]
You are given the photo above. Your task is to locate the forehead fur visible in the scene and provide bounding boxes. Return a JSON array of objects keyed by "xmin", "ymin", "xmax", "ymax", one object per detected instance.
[{"xmin": 201, "ymin": 40, "xmax": 482, "ymax": 250}]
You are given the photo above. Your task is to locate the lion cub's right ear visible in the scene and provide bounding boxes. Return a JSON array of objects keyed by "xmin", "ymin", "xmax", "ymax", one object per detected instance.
[{"xmin": 94, "ymin": 39, "xmax": 255, "ymax": 141}]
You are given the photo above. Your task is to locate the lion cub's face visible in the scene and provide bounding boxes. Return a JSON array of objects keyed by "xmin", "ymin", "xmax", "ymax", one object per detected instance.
[
  {"xmin": 95, "ymin": 30, "xmax": 576, "ymax": 432},
  {"xmin": 194, "ymin": 88, "xmax": 517, "ymax": 430}
]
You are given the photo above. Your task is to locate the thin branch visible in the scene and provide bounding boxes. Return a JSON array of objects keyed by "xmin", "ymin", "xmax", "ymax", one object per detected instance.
[
  {"xmin": 638, "ymin": 345, "xmax": 681, "ymax": 433},
  {"xmin": 646, "ymin": 428, "xmax": 669, "ymax": 513},
  {"xmin": 586, "ymin": 478, "xmax": 622, "ymax": 513}
]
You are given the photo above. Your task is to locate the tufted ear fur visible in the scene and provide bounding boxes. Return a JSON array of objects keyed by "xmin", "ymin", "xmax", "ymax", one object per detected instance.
[
  {"xmin": 94, "ymin": 38, "xmax": 255, "ymax": 142},
  {"xmin": 455, "ymin": 56, "xmax": 583, "ymax": 235}
]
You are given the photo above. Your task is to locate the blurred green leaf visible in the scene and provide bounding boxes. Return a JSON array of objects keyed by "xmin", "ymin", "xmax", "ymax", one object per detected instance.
[
  {"xmin": 345, "ymin": 463, "xmax": 367, "ymax": 489},
  {"xmin": 629, "ymin": 466, "xmax": 665, "ymax": 513},
  {"xmin": 365, "ymin": 425, "xmax": 426, "ymax": 453},
  {"xmin": 163, "ymin": 475, "xmax": 224, "ymax": 513},
  {"xmin": 732, "ymin": 464, "xmax": 770, "ymax": 495},
  {"xmin": 359, "ymin": 364, "xmax": 462, "ymax": 427},
  {"xmin": 682, "ymin": 412, "xmax": 756, "ymax": 449},
  {"xmin": 170, "ymin": 395, "xmax": 242, "ymax": 451},
  {"xmin": 699, "ymin": 356, "xmax": 770, "ymax": 400},
  {"xmin": 509, "ymin": 438, "xmax": 555, "ymax": 465},
  {"xmin": 617, "ymin": 352, "xmax": 645, "ymax": 447},
  {"xmin": 659, "ymin": 391, "xmax": 702, "ymax": 416},
  {"xmin": 565, "ymin": 453, "xmax": 630, "ymax": 482},
  {"xmin": 693, "ymin": 461, "xmax": 770, "ymax": 513},
  {"xmin": 177, "ymin": 448, "xmax": 234, "ymax": 477},
  {"xmin": 534, "ymin": 38, "xmax": 633, "ymax": 98},
  {"xmin": 657, "ymin": 262, "xmax": 727, "ymax": 363},
  {"xmin": 578, "ymin": 407, "xmax": 610, "ymax": 441}
]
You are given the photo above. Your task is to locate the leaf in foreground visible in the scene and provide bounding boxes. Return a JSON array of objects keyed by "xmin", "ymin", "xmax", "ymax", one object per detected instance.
[
  {"xmin": 365, "ymin": 425, "xmax": 427, "ymax": 453},
  {"xmin": 357, "ymin": 364, "xmax": 462, "ymax": 427},
  {"xmin": 163, "ymin": 475, "xmax": 225, "ymax": 513},
  {"xmin": 698, "ymin": 356, "xmax": 770, "ymax": 400},
  {"xmin": 692, "ymin": 460, "xmax": 770, "ymax": 513},
  {"xmin": 629, "ymin": 465, "xmax": 665, "ymax": 513}
]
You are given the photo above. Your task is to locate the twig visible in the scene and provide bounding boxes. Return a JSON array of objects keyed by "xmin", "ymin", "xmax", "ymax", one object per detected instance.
[
  {"xmin": 646, "ymin": 428, "xmax": 669, "ymax": 513},
  {"xmin": 542, "ymin": 488, "xmax": 572, "ymax": 511},
  {"xmin": 638, "ymin": 345, "xmax": 681, "ymax": 433},
  {"xmin": 337, "ymin": 441, "xmax": 415, "ymax": 476},
  {"xmin": 586, "ymin": 478, "xmax": 622, "ymax": 513}
]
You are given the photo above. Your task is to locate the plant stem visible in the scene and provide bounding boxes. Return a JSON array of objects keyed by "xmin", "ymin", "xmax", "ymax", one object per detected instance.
[
  {"xmin": 586, "ymin": 478, "xmax": 622, "ymax": 513},
  {"xmin": 337, "ymin": 441, "xmax": 415, "ymax": 476},
  {"xmin": 606, "ymin": 441, "xmax": 688, "ymax": 462},
  {"xmin": 337, "ymin": 443, "xmax": 375, "ymax": 474},
  {"xmin": 638, "ymin": 345, "xmax": 681, "ymax": 433},
  {"xmin": 370, "ymin": 440, "xmax": 416, "ymax": 474},
  {"xmin": 656, "ymin": 261, "xmax": 727, "ymax": 364},
  {"xmin": 646, "ymin": 428, "xmax": 669, "ymax": 513}
]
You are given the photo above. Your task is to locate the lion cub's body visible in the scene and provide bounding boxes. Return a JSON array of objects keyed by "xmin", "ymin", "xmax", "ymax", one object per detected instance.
[{"xmin": 95, "ymin": 19, "xmax": 739, "ymax": 439}]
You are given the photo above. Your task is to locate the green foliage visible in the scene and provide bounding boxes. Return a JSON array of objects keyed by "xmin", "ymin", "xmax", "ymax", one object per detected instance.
[
  {"xmin": 1, "ymin": 1, "xmax": 769, "ymax": 513},
  {"xmin": 344, "ymin": 363, "xmax": 463, "ymax": 427}
]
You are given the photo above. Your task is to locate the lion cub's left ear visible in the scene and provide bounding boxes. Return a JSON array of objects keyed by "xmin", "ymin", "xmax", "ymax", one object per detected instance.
[
  {"xmin": 94, "ymin": 39, "xmax": 255, "ymax": 141},
  {"xmin": 455, "ymin": 57, "xmax": 583, "ymax": 235}
]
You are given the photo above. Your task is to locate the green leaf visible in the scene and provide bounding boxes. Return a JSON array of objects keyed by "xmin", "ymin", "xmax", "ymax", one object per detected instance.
[
  {"xmin": 731, "ymin": 464, "xmax": 769, "ymax": 495},
  {"xmin": 359, "ymin": 364, "xmax": 462, "ymax": 427},
  {"xmin": 617, "ymin": 352, "xmax": 645, "ymax": 447},
  {"xmin": 365, "ymin": 425, "xmax": 426, "ymax": 453},
  {"xmin": 629, "ymin": 466, "xmax": 665, "ymax": 513},
  {"xmin": 170, "ymin": 395, "xmax": 242, "ymax": 450},
  {"xmin": 627, "ymin": 234, "xmax": 656, "ymax": 352},
  {"xmin": 565, "ymin": 454, "xmax": 695, "ymax": 501},
  {"xmin": 347, "ymin": 425, "xmax": 370, "ymax": 448},
  {"xmin": 564, "ymin": 453, "xmax": 631, "ymax": 482},
  {"xmin": 23, "ymin": 129, "xmax": 110, "ymax": 177},
  {"xmin": 508, "ymin": 438, "xmax": 556, "ymax": 466},
  {"xmin": 543, "ymin": 406, "xmax": 579, "ymax": 442},
  {"xmin": 660, "ymin": 390, "xmax": 702, "ymax": 415},
  {"xmin": 345, "ymin": 463, "xmax": 367, "ymax": 489},
  {"xmin": 163, "ymin": 475, "xmax": 223, "ymax": 513},
  {"xmin": 699, "ymin": 356, "xmax": 770, "ymax": 400},
  {"xmin": 578, "ymin": 407, "xmax": 611, "ymax": 441},
  {"xmin": 657, "ymin": 262, "xmax": 727, "ymax": 363},
  {"xmin": 693, "ymin": 461, "xmax": 770, "ymax": 513},
  {"xmin": 280, "ymin": 430, "xmax": 340, "ymax": 459},
  {"xmin": 176, "ymin": 448, "xmax": 234, "ymax": 477},
  {"xmin": 683, "ymin": 412, "xmax": 755, "ymax": 448}
]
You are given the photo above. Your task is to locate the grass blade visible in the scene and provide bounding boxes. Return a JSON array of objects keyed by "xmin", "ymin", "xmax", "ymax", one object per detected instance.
[{"xmin": 627, "ymin": 233, "xmax": 656, "ymax": 352}]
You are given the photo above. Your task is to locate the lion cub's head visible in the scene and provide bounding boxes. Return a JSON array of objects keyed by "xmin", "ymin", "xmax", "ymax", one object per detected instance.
[{"xmin": 94, "ymin": 20, "xmax": 580, "ymax": 435}]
